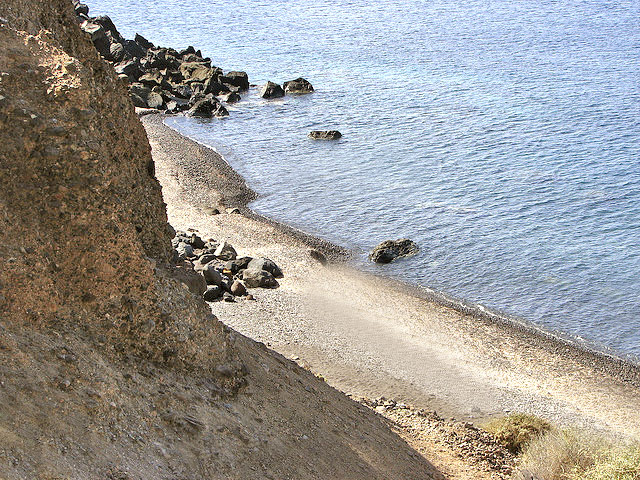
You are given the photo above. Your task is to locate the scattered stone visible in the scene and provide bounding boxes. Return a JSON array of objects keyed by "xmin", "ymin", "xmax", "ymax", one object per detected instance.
[
  {"xmin": 222, "ymin": 292, "xmax": 235, "ymax": 302},
  {"xmin": 309, "ymin": 130, "xmax": 342, "ymax": 140},
  {"xmin": 226, "ymin": 207, "xmax": 241, "ymax": 214},
  {"xmin": 369, "ymin": 239, "xmax": 419, "ymax": 263},
  {"xmin": 230, "ymin": 280, "xmax": 247, "ymax": 296},
  {"xmin": 259, "ymin": 81, "xmax": 285, "ymax": 99},
  {"xmin": 283, "ymin": 77, "xmax": 314, "ymax": 94},
  {"xmin": 175, "ymin": 242, "xmax": 194, "ymax": 259},
  {"xmin": 204, "ymin": 207, "xmax": 220, "ymax": 215}
]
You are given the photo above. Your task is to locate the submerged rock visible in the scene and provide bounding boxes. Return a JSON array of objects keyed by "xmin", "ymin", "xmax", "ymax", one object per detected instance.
[
  {"xmin": 369, "ymin": 239, "xmax": 419, "ymax": 264},
  {"xmin": 309, "ymin": 130, "xmax": 342, "ymax": 140}
]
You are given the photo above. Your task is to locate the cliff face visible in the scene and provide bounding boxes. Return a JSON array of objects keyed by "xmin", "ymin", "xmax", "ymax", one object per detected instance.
[
  {"xmin": 0, "ymin": 2, "xmax": 442, "ymax": 479},
  {"xmin": 0, "ymin": 0, "xmax": 235, "ymax": 372}
]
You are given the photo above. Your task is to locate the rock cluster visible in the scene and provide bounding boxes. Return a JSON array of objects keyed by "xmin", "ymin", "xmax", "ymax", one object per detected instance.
[
  {"xmin": 73, "ymin": 1, "xmax": 247, "ymax": 116},
  {"xmin": 369, "ymin": 239, "xmax": 419, "ymax": 263},
  {"xmin": 172, "ymin": 230, "xmax": 283, "ymax": 303}
]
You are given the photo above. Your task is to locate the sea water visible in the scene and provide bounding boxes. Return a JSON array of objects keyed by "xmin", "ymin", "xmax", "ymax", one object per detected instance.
[{"xmin": 88, "ymin": 0, "xmax": 640, "ymax": 358}]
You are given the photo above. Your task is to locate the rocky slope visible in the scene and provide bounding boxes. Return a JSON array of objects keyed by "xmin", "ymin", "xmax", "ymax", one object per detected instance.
[{"xmin": 0, "ymin": 1, "xmax": 445, "ymax": 478}]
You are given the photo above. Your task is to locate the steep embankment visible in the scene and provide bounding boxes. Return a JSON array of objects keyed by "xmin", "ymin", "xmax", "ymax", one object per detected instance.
[{"xmin": 0, "ymin": 1, "xmax": 449, "ymax": 478}]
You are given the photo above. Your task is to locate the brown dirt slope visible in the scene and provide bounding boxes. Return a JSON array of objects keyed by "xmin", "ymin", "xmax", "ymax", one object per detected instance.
[{"xmin": 0, "ymin": 1, "xmax": 441, "ymax": 478}]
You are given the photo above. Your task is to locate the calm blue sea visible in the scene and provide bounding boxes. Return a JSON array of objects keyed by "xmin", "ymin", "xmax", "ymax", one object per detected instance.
[{"xmin": 88, "ymin": 0, "xmax": 640, "ymax": 358}]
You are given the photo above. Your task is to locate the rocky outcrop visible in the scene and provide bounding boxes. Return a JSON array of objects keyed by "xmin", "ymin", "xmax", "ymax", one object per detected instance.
[
  {"xmin": 369, "ymin": 239, "xmax": 419, "ymax": 263},
  {"xmin": 260, "ymin": 81, "xmax": 285, "ymax": 98},
  {"xmin": 72, "ymin": 1, "xmax": 247, "ymax": 113},
  {"xmin": 309, "ymin": 130, "xmax": 342, "ymax": 140},
  {"xmin": 284, "ymin": 77, "xmax": 314, "ymax": 93}
]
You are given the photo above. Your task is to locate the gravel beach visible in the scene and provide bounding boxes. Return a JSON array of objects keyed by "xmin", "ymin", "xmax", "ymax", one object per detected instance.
[{"xmin": 143, "ymin": 113, "xmax": 640, "ymax": 438}]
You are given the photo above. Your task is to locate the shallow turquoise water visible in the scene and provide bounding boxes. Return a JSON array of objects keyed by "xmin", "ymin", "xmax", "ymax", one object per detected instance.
[{"xmin": 89, "ymin": 0, "xmax": 640, "ymax": 358}]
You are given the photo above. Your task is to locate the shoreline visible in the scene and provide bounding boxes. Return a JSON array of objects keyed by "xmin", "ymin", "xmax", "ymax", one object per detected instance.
[
  {"xmin": 154, "ymin": 113, "xmax": 640, "ymax": 386},
  {"xmin": 144, "ymin": 112, "xmax": 640, "ymax": 437}
]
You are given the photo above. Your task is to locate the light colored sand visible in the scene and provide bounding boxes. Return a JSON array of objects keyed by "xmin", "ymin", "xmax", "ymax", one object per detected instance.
[{"xmin": 144, "ymin": 115, "xmax": 640, "ymax": 439}]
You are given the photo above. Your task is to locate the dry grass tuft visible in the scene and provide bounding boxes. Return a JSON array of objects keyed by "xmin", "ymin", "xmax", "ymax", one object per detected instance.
[
  {"xmin": 485, "ymin": 413, "xmax": 552, "ymax": 454},
  {"xmin": 518, "ymin": 429, "xmax": 640, "ymax": 480}
]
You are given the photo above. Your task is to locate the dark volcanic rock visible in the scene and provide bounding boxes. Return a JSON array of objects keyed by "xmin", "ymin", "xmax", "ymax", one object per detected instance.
[
  {"xmin": 283, "ymin": 77, "xmax": 314, "ymax": 94},
  {"xmin": 134, "ymin": 33, "xmax": 154, "ymax": 50},
  {"xmin": 187, "ymin": 96, "xmax": 229, "ymax": 118},
  {"xmin": 220, "ymin": 71, "xmax": 249, "ymax": 91},
  {"xmin": 203, "ymin": 285, "xmax": 222, "ymax": 301},
  {"xmin": 122, "ymin": 39, "xmax": 147, "ymax": 60},
  {"xmin": 259, "ymin": 81, "xmax": 285, "ymax": 99},
  {"xmin": 114, "ymin": 59, "xmax": 143, "ymax": 80},
  {"xmin": 369, "ymin": 239, "xmax": 419, "ymax": 264},
  {"xmin": 225, "ymin": 257, "xmax": 252, "ymax": 274},
  {"xmin": 309, "ymin": 130, "xmax": 342, "ymax": 140}
]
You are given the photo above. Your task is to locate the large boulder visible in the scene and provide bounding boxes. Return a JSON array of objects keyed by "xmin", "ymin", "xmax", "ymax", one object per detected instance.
[
  {"xmin": 180, "ymin": 61, "xmax": 218, "ymax": 83},
  {"xmin": 283, "ymin": 77, "xmax": 314, "ymax": 94},
  {"xmin": 369, "ymin": 239, "xmax": 419, "ymax": 264},
  {"xmin": 114, "ymin": 59, "xmax": 143, "ymax": 80},
  {"xmin": 259, "ymin": 81, "xmax": 285, "ymax": 99},
  {"xmin": 213, "ymin": 241, "xmax": 237, "ymax": 261},
  {"xmin": 309, "ymin": 130, "xmax": 342, "ymax": 140},
  {"xmin": 247, "ymin": 257, "xmax": 283, "ymax": 278},
  {"xmin": 241, "ymin": 269, "xmax": 279, "ymax": 289},
  {"xmin": 134, "ymin": 33, "xmax": 154, "ymax": 50}
]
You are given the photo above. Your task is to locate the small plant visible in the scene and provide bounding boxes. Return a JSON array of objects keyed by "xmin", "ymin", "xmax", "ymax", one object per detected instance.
[{"xmin": 485, "ymin": 413, "xmax": 552, "ymax": 454}]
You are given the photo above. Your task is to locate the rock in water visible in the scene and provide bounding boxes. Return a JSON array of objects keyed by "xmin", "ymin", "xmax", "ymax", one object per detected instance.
[
  {"xmin": 369, "ymin": 239, "xmax": 419, "ymax": 264},
  {"xmin": 260, "ymin": 81, "xmax": 285, "ymax": 99},
  {"xmin": 309, "ymin": 130, "xmax": 342, "ymax": 140},
  {"xmin": 283, "ymin": 77, "xmax": 314, "ymax": 94}
]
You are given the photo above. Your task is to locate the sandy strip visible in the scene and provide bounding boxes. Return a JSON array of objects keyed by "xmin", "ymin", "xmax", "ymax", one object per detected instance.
[{"xmin": 142, "ymin": 113, "xmax": 640, "ymax": 438}]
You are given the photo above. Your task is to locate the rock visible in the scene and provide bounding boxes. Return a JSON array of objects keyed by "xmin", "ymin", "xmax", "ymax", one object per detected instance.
[
  {"xmin": 79, "ymin": 21, "xmax": 111, "ymax": 58},
  {"xmin": 203, "ymin": 77, "xmax": 230, "ymax": 96},
  {"xmin": 179, "ymin": 45, "xmax": 196, "ymax": 57},
  {"xmin": 308, "ymin": 249, "xmax": 327, "ymax": 265},
  {"xmin": 223, "ymin": 292, "xmax": 235, "ymax": 302},
  {"xmin": 220, "ymin": 71, "xmax": 249, "ymax": 91},
  {"xmin": 225, "ymin": 257, "xmax": 252, "ymax": 274},
  {"xmin": 93, "ymin": 15, "xmax": 123, "ymax": 43},
  {"xmin": 214, "ymin": 241, "xmax": 237, "ymax": 261},
  {"xmin": 122, "ymin": 39, "xmax": 147, "ymax": 60},
  {"xmin": 176, "ymin": 242, "xmax": 194, "ymax": 259},
  {"xmin": 187, "ymin": 96, "xmax": 229, "ymax": 118},
  {"xmin": 109, "ymin": 42, "xmax": 126, "ymax": 62},
  {"xmin": 241, "ymin": 269, "xmax": 279, "ymax": 289},
  {"xmin": 226, "ymin": 207, "xmax": 241, "ymax": 214},
  {"xmin": 203, "ymin": 285, "xmax": 222, "ymax": 302},
  {"xmin": 134, "ymin": 33, "xmax": 154, "ymax": 50},
  {"xmin": 369, "ymin": 239, "xmax": 419, "ymax": 264},
  {"xmin": 145, "ymin": 91, "xmax": 164, "ymax": 110},
  {"xmin": 189, "ymin": 233, "xmax": 206, "ymax": 249},
  {"xmin": 221, "ymin": 92, "xmax": 241, "ymax": 103},
  {"xmin": 74, "ymin": 2, "xmax": 89, "ymax": 16},
  {"xmin": 309, "ymin": 130, "xmax": 342, "ymax": 140},
  {"xmin": 179, "ymin": 62, "xmax": 215, "ymax": 83},
  {"xmin": 247, "ymin": 257, "xmax": 283, "ymax": 278},
  {"xmin": 202, "ymin": 264, "xmax": 223, "ymax": 286},
  {"xmin": 139, "ymin": 71, "xmax": 171, "ymax": 90},
  {"xmin": 283, "ymin": 77, "xmax": 314, "ymax": 94},
  {"xmin": 194, "ymin": 254, "xmax": 217, "ymax": 268},
  {"xmin": 230, "ymin": 280, "xmax": 247, "ymax": 296},
  {"xmin": 115, "ymin": 60, "xmax": 143, "ymax": 80},
  {"xmin": 259, "ymin": 81, "xmax": 285, "ymax": 99}
]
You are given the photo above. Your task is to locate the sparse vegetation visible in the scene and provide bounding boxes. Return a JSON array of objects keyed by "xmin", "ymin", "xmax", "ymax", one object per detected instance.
[
  {"xmin": 488, "ymin": 420, "xmax": 640, "ymax": 480},
  {"xmin": 485, "ymin": 413, "xmax": 552, "ymax": 454}
]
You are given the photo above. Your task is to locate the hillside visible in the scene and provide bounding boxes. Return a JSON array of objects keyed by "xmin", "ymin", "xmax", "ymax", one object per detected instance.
[{"xmin": 0, "ymin": 1, "xmax": 449, "ymax": 478}]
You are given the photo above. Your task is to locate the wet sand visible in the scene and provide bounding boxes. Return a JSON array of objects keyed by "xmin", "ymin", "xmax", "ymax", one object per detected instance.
[{"xmin": 143, "ymin": 113, "xmax": 640, "ymax": 438}]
